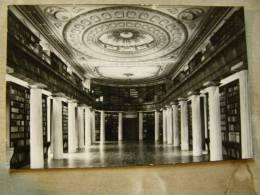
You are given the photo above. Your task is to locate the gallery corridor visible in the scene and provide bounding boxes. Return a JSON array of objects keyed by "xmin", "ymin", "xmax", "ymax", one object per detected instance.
[{"xmin": 5, "ymin": 5, "xmax": 253, "ymax": 169}]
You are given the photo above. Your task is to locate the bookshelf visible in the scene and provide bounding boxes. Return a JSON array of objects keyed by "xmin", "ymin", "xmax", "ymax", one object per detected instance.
[
  {"xmin": 42, "ymin": 94, "xmax": 49, "ymax": 159},
  {"xmin": 143, "ymin": 112, "xmax": 155, "ymax": 141},
  {"xmin": 8, "ymin": 10, "xmax": 51, "ymax": 64},
  {"xmin": 200, "ymin": 97, "xmax": 206, "ymax": 150},
  {"xmin": 8, "ymin": 82, "xmax": 30, "ymax": 148},
  {"xmin": 62, "ymin": 102, "xmax": 68, "ymax": 153},
  {"xmin": 220, "ymin": 79, "xmax": 241, "ymax": 159},
  {"xmin": 91, "ymin": 83, "xmax": 166, "ymax": 105},
  {"xmin": 95, "ymin": 111, "xmax": 101, "ymax": 141},
  {"xmin": 159, "ymin": 111, "xmax": 163, "ymax": 141},
  {"xmin": 50, "ymin": 52, "xmax": 68, "ymax": 77},
  {"xmin": 8, "ymin": 82, "xmax": 30, "ymax": 168},
  {"xmin": 205, "ymin": 93, "xmax": 210, "ymax": 153},
  {"xmin": 187, "ymin": 101, "xmax": 193, "ymax": 150},
  {"xmin": 210, "ymin": 9, "xmax": 245, "ymax": 48},
  {"xmin": 105, "ymin": 112, "xmax": 118, "ymax": 141},
  {"xmin": 178, "ymin": 105, "xmax": 181, "ymax": 143}
]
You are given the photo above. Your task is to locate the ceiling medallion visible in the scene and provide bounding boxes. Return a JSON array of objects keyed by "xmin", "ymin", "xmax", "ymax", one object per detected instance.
[
  {"xmin": 98, "ymin": 29, "xmax": 155, "ymax": 52},
  {"xmin": 63, "ymin": 6, "xmax": 188, "ymax": 62},
  {"xmin": 119, "ymin": 31, "xmax": 134, "ymax": 38}
]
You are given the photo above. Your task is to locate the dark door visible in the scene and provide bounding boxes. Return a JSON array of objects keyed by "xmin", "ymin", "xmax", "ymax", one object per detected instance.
[{"xmin": 123, "ymin": 118, "xmax": 138, "ymax": 141}]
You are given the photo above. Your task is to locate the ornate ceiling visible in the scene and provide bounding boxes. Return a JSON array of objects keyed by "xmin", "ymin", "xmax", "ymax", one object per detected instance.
[{"xmin": 19, "ymin": 5, "xmax": 212, "ymax": 84}]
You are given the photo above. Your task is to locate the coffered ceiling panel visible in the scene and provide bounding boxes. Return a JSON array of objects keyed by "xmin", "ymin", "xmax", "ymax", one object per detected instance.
[{"xmin": 20, "ymin": 5, "xmax": 212, "ymax": 83}]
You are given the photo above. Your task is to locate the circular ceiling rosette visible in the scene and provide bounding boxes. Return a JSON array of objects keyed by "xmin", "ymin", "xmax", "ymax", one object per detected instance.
[{"xmin": 63, "ymin": 6, "xmax": 188, "ymax": 62}]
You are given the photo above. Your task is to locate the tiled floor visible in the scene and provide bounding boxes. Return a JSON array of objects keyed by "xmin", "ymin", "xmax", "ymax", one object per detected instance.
[{"xmin": 45, "ymin": 141, "xmax": 209, "ymax": 169}]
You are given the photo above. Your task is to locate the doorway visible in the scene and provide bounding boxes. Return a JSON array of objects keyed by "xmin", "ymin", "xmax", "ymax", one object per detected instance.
[{"xmin": 123, "ymin": 118, "xmax": 138, "ymax": 141}]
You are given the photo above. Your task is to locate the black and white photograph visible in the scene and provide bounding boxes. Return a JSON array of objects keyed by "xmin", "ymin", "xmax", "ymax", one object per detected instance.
[{"xmin": 5, "ymin": 4, "xmax": 253, "ymax": 170}]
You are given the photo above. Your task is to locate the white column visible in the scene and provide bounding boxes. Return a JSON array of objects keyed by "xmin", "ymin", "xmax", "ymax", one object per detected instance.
[
  {"xmin": 138, "ymin": 112, "xmax": 143, "ymax": 140},
  {"xmin": 52, "ymin": 96, "xmax": 63, "ymax": 159},
  {"xmin": 180, "ymin": 100, "xmax": 189, "ymax": 150},
  {"xmin": 172, "ymin": 103, "xmax": 180, "ymax": 147},
  {"xmin": 166, "ymin": 106, "xmax": 173, "ymax": 144},
  {"xmin": 84, "ymin": 106, "xmax": 92, "ymax": 148},
  {"xmin": 154, "ymin": 110, "xmax": 159, "ymax": 142},
  {"xmin": 91, "ymin": 110, "xmax": 96, "ymax": 143},
  {"xmin": 190, "ymin": 94, "xmax": 202, "ymax": 156},
  {"xmin": 68, "ymin": 101, "xmax": 77, "ymax": 153},
  {"xmin": 47, "ymin": 97, "xmax": 51, "ymax": 143},
  {"xmin": 239, "ymin": 70, "xmax": 253, "ymax": 159},
  {"xmin": 162, "ymin": 108, "xmax": 167, "ymax": 143},
  {"xmin": 207, "ymin": 86, "xmax": 223, "ymax": 161},
  {"xmin": 118, "ymin": 112, "xmax": 123, "ymax": 141},
  {"xmin": 77, "ymin": 106, "xmax": 85, "ymax": 149},
  {"xmin": 30, "ymin": 87, "xmax": 44, "ymax": 168},
  {"xmin": 100, "ymin": 111, "xmax": 105, "ymax": 144}
]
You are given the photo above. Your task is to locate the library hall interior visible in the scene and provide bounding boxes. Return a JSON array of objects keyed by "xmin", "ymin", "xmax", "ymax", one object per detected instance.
[{"xmin": 5, "ymin": 5, "xmax": 253, "ymax": 169}]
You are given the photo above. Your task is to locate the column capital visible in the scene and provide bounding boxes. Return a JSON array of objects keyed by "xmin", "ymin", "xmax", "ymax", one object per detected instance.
[
  {"xmin": 203, "ymin": 81, "xmax": 220, "ymax": 88},
  {"xmin": 187, "ymin": 90, "xmax": 200, "ymax": 97},
  {"xmin": 170, "ymin": 101, "xmax": 178, "ymax": 106},
  {"xmin": 202, "ymin": 81, "xmax": 221, "ymax": 94},
  {"xmin": 178, "ymin": 97, "xmax": 187, "ymax": 102},
  {"xmin": 67, "ymin": 99, "xmax": 78, "ymax": 104},
  {"xmin": 187, "ymin": 91, "xmax": 200, "ymax": 102},
  {"xmin": 230, "ymin": 61, "xmax": 246, "ymax": 72},
  {"xmin": 90, "ymin": 107, "xmax": 96, "ymax": 112},
  {"xmin": 83, "ymin": 105, "xmax": 92, "ymax": 109},
  {"xmin": 29, "ymin": 82, "xmax": 47, "ymax": 89},
  {"xmin": 166, "ymin": 105, "xmax": 172, "ymax": 109},
  {"xmin": 162, "ymin": 106, "xmax": 167, "ymax": 110},
  {"xmin": 52, "ymin": 92, "xmax": 67, "ymax": 99}
]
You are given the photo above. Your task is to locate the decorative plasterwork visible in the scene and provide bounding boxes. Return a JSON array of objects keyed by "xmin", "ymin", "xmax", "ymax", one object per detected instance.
[
  {"xmin": 35, "ymin": 5, "xmax": 209, "ymax": 81},
  {"xmin": 63, "ymin": 6, "xmax": 187, "ymax": 62}
]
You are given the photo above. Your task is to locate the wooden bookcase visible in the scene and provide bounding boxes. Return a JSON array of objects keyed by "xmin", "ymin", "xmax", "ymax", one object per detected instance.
[
  {"xmin": 7, "ymin": 82, "xmax": 30, "ymax": 168},
  {"xmin": 220, "ymin": 79, "xmax": 241, "ymax": 159},
  {"xmin": 178, "ymin": 105, "xmax": 181, "ymax": 144},
  {"xmin": 200, "ymin": 97, "xmax": 206, "ymax": 150},
  {"xmin": 8, "ymin": 82, "xmax": 30, "ymax": 148},
  {"xmin": 105, "ymin": 112, "xmax": 118, "ymax": 141},
  {"xmin": 143, "ymin": 112, "xmax": 155, "ymax": 141},
  {"xmin": 205, "ymin": 93, "xmax": 210, "ymax": 153},
  {"xmin": 62, "ymin": 102, "xmax": 68, "ymax": 153},
  {"xmin": 95, "ymin": 111, "xmax": 101, "ymax": 141},
  {"xmin": 8, "ymin": 10, "xmax": 40, "ymax": 57},
  {"xmin": 187, "ymin": 101, "xmax": 193, "ymax": 150},
  {"xmin": 159, "ymin": 111, "xmax": 163, "ymax": 141},
  {"xmin": 42, "ymin": 94, "xmax": 50, "ymax": 159}
]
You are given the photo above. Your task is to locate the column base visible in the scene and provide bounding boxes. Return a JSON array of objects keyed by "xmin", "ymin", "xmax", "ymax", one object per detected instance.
[
  {"xmin": 192, "ymin": 150, "xmax": 203, "ymax": 157},
  {"xmin": 31, "ymin": 162, "xmax": 44, "ymax": 169},
  {"xmin": 181, "ymin": 145, "xmax": 189, "ymax": 151},
  {"xmin": 210, "ymin": 155, "xmax": 223, "ymax": 161},
  {"xmin": 53, "ymin": 154, "xmax": 63, "ymax": 160}
]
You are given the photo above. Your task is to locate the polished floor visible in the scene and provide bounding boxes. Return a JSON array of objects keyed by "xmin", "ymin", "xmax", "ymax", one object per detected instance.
[{"xmin": 45, "ymin": 141, "xmax": 209, "ymax": 168}]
